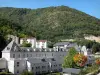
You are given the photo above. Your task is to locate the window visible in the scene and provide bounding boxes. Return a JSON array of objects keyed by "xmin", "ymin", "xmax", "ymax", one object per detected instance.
[
  {"xmin": 41, "ymin": 59, "xmax": 46, "ymax": 62},
  {"xmin": 7, "ymin": 47, "xmax": 10, "ymax": 50},
  {"xmin": 51, "ymin": 58, "xmax": 55, "ymax": 61},
  {"xmin": 59, "ymin": 64, "xmax": 61, "ymax": 66},
  {"xmin": 30, "ymin": 54, "xmax": 32, "ymax": 57},
  {"xmin": 17, "ymin": 70, "xmax": 19, "ymax": 73},
  {"xmin": 51, "ymin": 65, "xmax": 52, "ymax": 67},
  {"xmin": 32, "ymin": 67, "xmax": 34, "ymax": 70},
  {"xmin": 42, "ymin": 43, "xmax": 44, "ymax": 46},
  {"xmin": 52, "ymin": 53, "xmax": 53, "ymax": 56},
  {"xmin": 27, "ymin": 54, "xmax": 28, "ymax": 57},
  {"xmin": 36, "ymin": 54, "xmax": 37, "ymax": 57},
  {"xmin": 42, "ymin": 66, "xmax": 45, "ymax": 69},
  {"xmin": 23, "ymin": 54, "xmax": 25, "ymax": 58},
  {"xmin": 17, "ymin": 62, "xmax": 19, "ymax": 67},
  {"xmin": 18, "ymin": 54, "xmax": 20, "ymax": 58},
  {"xmin": 13, "ymin": 54, "xmax": 15, "ymax": 58},
  {"xmin": 37, "ymin": 66, "xmax": 40, "ymax": 69},
  {"xmin": 36, "ymin": 67, "xmax": 38, "ymax": 69},
  {"xmin": 45, "ymin": 54, "xmax": 46, "ymax": 57},
  {"xmin": 48, "ymin": 65, "xmax": 49, "ymax": 68}
]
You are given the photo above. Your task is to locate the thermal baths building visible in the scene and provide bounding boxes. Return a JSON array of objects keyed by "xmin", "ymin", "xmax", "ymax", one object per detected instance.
[
  {"xmin": 0, "ymin": 40, "xmax": 92, "ymax": 75},
  {"xmin": 1, "ymin": 40, "xmax": 67, "ymax": 75}
]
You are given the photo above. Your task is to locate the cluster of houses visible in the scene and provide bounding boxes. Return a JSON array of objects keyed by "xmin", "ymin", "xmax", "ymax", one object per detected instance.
[
  {"xmin": 0, "ymin": 35, "xmax": 95, "ymax": 75},
  {"xmin": 7, "ymin": 35, "xmax": 47, "ymax": 49}
]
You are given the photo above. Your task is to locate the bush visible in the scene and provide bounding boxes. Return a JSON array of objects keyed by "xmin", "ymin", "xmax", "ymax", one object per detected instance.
[
  {"xmin": 62, "ymin": 47, "xmax": 78, "ymax": 68},
  {"xmin": 0, "ymin": 72, "xmax": 13, "ymax": 75},
  {"xmin": 20, "ymin": 71, "xmax": 33, "ymax": 75},
  {"xmin": 79, "ymin": 64, "xmax": 99, "ymax": 75},
  {"xmin": 21, "ymin": 40, "xmax": 32, "ymax": 47},
  {"xmin": 73, "ymin": 53, "xmax": 87, "ymax": 67}
]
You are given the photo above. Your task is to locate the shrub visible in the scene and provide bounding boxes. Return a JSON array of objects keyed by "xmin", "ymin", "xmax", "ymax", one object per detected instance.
[
  {"xmin": 95, "ymin": 59, "xmax": 100, "ymax": 65},
  {"xmin": 20, "ymin": 71, "xmax": 33, "ymax": 75},
  {"xmin": 62, "ymin": 47, "xmax": 78, "ymax": 68},
  {"xmin": 73, "ymin": 53, "xmax": 87, "ymax": 67}
]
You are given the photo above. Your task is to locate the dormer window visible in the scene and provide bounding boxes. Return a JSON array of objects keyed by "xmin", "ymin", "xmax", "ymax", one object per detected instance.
[
  {"xmin": 51, "ymin": 58, "xmax": 55, "ymax": 61},
  {"xmin": 18, "ymin": 54, "xmax": 20, "ymax": 58},
  {"xmin": 41, "ymin": 59, "xmax": 46, "ymax": 62},
  {"xmin": 14, "ymin": 46, "xmax": 17, "ymax": 51},
  {"xmin": 7, "ymin": 47, "xmax": 10, "ymax": 50}
]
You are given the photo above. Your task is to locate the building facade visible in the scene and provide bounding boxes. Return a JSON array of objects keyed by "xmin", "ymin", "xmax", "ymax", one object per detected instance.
[
  {"xmin": 20, "ymin": 37, "xmax": 36, "ymax": 48},
  {"xmin": 20, "ymin": 38, "xmax": 47, "ymax": 48},
  {"xmin": 1, "ymin": 40, "xmax": 66, "ymax": 75},
  {"xmin": 36, "ymin": 40, "xmax": 47, "ymax": 48}
]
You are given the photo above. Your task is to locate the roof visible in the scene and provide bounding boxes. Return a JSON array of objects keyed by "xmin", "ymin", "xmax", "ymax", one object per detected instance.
[
  {"xmin": 2, "ymin": 40, "xmax": 21, "ymax": 52},
  {"xmin": 63, "ymin": 68, "xmax": 81, "ymax": 74},
  {"xmin": 54, "ymin": 42, "xmax": 69, "ymax": 46},
  {"xmin": 54, "ymin": 42, "xmax": 77, "ymax": 47},
  {"xmin": 0, "ymin": 58, "xmax": 6, "ymax": 61}
]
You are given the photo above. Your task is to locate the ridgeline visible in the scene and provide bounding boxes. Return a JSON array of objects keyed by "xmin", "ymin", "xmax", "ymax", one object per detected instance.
[{"xmin": 0, "ymin": 5, "xmax": 100, "ymax": 51}]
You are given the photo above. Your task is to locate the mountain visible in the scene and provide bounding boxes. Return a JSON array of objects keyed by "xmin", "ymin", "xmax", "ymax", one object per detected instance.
[{"xmin": 0, "ymin": 6, "xmax": 100, "ymax": 43}]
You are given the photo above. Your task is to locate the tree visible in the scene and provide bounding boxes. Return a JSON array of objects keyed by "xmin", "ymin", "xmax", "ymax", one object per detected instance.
[
  {"xmin": 92, "ymin": 44, "xmax": 100, "ymax": 53},
  {"xmin": 62, "ymin": 47, "xmax": 78, "ymax": 68},
  {"xmin": 21, "ymin": 40, "xmax": 32, "ymax": 47},
  {"xmin": 73, "ymin": 53, "xmax": 87, "ymax": 67}
]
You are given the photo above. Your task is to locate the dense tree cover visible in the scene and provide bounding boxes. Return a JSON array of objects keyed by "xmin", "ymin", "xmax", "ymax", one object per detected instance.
[
  {"xmin": 0, "ymin": 6, "xmax": 100, "ymax": 55},
  {"xmin": 0, "ymin": 34, "xmax": 7, "ymax": 57},
  {"xmin": 0, "ymin": 6, "xmax": 100, "ymax": 43},
  {"xmin": 0, "ymin": 18, "xmax": 23, "ymax": 57},
  {"xmin": 62, "ymin": 47, "xmax": 78, "ymax": 68},
  {"xmin": 75, "ymin": 39, "xmax": 100, "ymax": 53},
  {"xmin": 0, "ymin": 18, "xmax": 30, "ymax": 37}
]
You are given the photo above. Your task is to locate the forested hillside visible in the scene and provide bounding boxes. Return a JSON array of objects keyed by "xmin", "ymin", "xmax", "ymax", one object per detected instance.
[
  {"xmin": 0, "ymin": 18, "xmax": 23, "ymax": 57},
  {"xmin": 0, "ymin": 6, "xmax": 100, "ymax": 44}
]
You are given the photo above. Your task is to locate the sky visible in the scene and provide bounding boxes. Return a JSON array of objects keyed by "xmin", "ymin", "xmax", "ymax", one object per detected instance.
[{"xmin": 0, "ymin": 0, "xmax": 100, "ymax": 19}]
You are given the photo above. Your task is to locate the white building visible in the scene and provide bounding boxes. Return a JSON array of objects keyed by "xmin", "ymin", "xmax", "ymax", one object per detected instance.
[
  {"xmin": 0, "ymin": 40, "xmax": 66, "ymax": 75},
  {"xmin": 53, "ymin": 42, "xmax": 78, "ymax": 51},
  {"xmin": 20, "ymin": 38, "xmax": 48, "ymax": 49},
  {"xmin": 80, "ymin": 46, "xmax": 95, "ymax": 65},
  {"xmin": 81, "ymin": 46, "xmax": 92, "ymax": 56},
  {"xmin": 7, "ymin": 35, "xmax": 19, "ymax": 44},
  {"xmin": 36, "ymin": 40, "xmax": 47, "ymax": 48},
  {"xmin": 20, "ymin": 37, "xmax": 36, "ymax": 48}
]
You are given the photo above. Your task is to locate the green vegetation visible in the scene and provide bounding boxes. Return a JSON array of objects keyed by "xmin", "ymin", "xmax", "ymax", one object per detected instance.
[
  {"xmin": 0, "ymin": 72, "xmax": 13, "ymax": 75},
  {"xmin": 0, "ymin": 6, "xmax": 100, "ymax": 41},
  {"xmin": 20, "ymin": 71, "xmax": 33, "ymax": 75},
  {"xmin": 79, "ymin": 64, "xmax": 99, "ymax": 75},
  {"xmin": 47, "ymin": 72, "xmax": 62, "ymax": 75},
  {"xmin": 0, "ymin": 6, "xmax": 100, "ymax": 56},
  {"xmin": 21, "ymin": 40, "xmax": 32, "ymax": 47},
  {"xmin": 75, "ymin": 39, "xmax": 100, "ymax": 53},
  {"xmin": 62, "ymin": 47, "xmax": 78, "ymax": 68}
]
